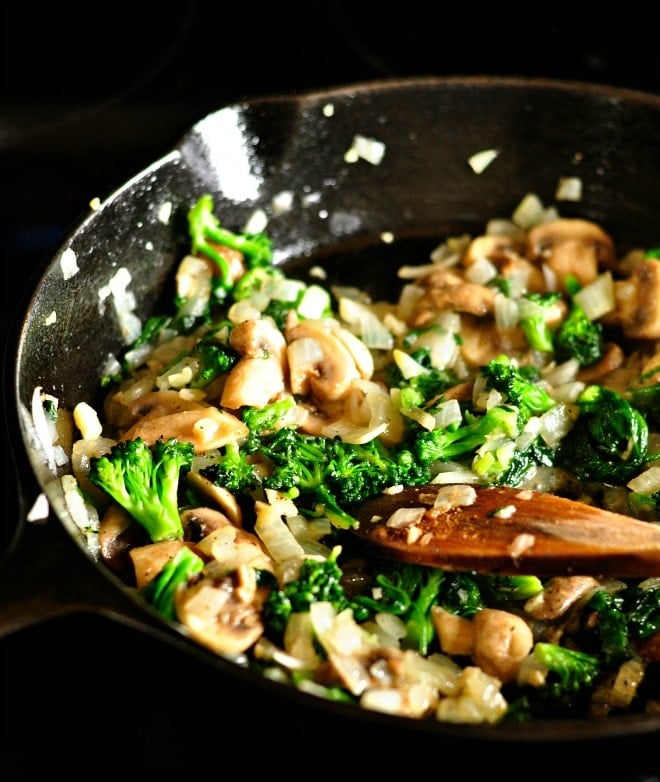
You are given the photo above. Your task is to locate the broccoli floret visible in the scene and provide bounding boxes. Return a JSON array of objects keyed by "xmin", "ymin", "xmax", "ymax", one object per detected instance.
[
  {"xmin": 517, "ymin": 291, "xmax": 562, "ymax": 352},
  {"xmin": 188, "ymin": 194, "xmax": 273, "ymax": 289},
  {"xmin": 141, "ymin": 546, "xmax": 204, "ymax": 620},
  {"xmin": 480, "ymin": 574, "xmax": 544, "ymax": 605},
  {"xmin": 257, "ymin": 427, "xmax": 327, "ymax": 494},
  {"xmin": 251, "ymin": 428, "xmax": 361, "ymax": 526},
  {"xmin": 232, "ymin": 266, "xmax": 286, "ymax": 302},
  {"xmin": 412, "ymin": 404, "xmax": 521, "ymax": 479},
  {"xmin": 529, "ymin": 642, "xmax": 600, "ymax": 712},
  {"xmin": 262, "ymin": 546, "xmax": 369, "ymax": 642},
  {"xmin": 242, "ymin": 397, "xmax": 297, "ymax": 436},
  {"xmin": 556, "ymin": 384, "xmax": 648, "ymax": 483},
  {"xmin": 246, "ymin": 427, "xmax": 429, "ymax": 530},
  {"xmin": 627, "ymin": 363, "xmax": 660, "ymax": 428},
  {"xmin": 586, "ymin": 583, "xmax": 660, "ymax": 666},
  {"xmin": 386, "ymin": 347, "xmax": 460, "ymax": 409},
  {"xmin": 481, "ymin": 355, "xmax": 556, "ymax": 421},
  {"xmin": 326, "ymin": 437, "xmax": 430, "ymax": 504},
  {"xmin": 553, "ymin": 276, "xmax": 604, "ymax": 366},
  {"xmin": 199, "ymin": 442, "xmax": 259, "ymax": 494},
  {"xmin": 88, "ymin": 437, "xmax": 194, "ymax": 542},
  {"xmin": 439, "ymin": 572, "xmax": 486, "ymax": 618},
  {"xmin": 626, "ymin": 583, "xmax": 660, "ymax": 639},
  {"xmin": 493, "ymin": 435, "xmax": 555, "ymax": 487},
  {"xmin": 189, "ymin": 330, "xmax": 240, "ymax": 389},
  {"xmin": 585, "ymin": 589, "xmax": 632, "ymax": 666},
  {"xmin": 360, "ymin": 561, "xmax": 445, "ymax": 655}
]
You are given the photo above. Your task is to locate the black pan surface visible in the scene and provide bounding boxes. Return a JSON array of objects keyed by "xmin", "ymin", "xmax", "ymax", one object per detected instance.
[{"xmin": 5, "ymin": 76, "xmax": 660, "ymax": 776}]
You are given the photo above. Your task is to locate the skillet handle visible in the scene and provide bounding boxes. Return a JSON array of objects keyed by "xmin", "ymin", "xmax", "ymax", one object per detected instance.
[
  {"xmin": 1, "ymin": 352, "xmax": 177, "ymax": 641},
  {"xmin": 0, "ymin": 511, "xmax": 170, "ymax": 640},
  {"xmin": 0, "ymin": 425, "xmax": 182, "ymax": 643}
]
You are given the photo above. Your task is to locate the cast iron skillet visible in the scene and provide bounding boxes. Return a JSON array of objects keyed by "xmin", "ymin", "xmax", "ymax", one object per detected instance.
[{"xmin": 4, "ymin": 76, "xmax": 660, "ymax": 742}]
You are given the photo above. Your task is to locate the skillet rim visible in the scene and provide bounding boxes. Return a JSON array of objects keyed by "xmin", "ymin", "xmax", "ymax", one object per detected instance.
[{"xmin": 9, "ymin": 74, "xmax": 660, "ymax": 742}]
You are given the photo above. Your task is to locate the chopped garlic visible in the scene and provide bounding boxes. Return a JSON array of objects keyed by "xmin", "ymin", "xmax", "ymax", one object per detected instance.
[
  {"xmin": 26, "ymin": 492, "xmax": 50, "ymax": 522},
  {"xmin": 244, "ymin": 208, "xmax": 268, "ymax": 233},
  {"xmin": 60, "ymin": 247, "xmax": 79, "ymax": 280},
  {"xmin": 555, "ymin": 176, "xmax": 582, "ymax": 202},
  {"xmin": 158, "ymin": 200, "xmax": 173, "ymax": 224},
  {"xmin": 344, "ymin": 134, "xmax": 386, "ymax": 165},
  {"xmin": 468, "ymin": 148, "xmax": 499, "ymax": 174}
]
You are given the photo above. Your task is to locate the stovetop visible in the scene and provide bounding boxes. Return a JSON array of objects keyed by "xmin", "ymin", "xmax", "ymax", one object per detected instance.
[{"xmin": 3, "ymin": 5, "xmax": 660, "ymax": 779}]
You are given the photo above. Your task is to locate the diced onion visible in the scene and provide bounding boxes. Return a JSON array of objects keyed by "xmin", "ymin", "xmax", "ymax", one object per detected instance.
[
  {"xmin": 574, "ymin": 272, "xmax": 615, "ymax": 320},
  {"xmin": 467, "ymin": 148, "xmax": 499, "ymax": 174},
  {"xmin": 628, "ymin": 465, "xmax": 660, "ymax": 494}
]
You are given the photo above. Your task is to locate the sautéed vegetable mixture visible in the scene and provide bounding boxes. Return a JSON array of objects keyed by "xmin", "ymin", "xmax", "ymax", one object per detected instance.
[{"xmin": 45, "ymin": 192, "xmax": 660, "ymax": 725}]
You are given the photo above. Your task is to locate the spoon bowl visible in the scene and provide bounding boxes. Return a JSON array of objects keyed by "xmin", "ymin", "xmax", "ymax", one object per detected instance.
[{"xmin": 351, "ymin": 484, "xmax": 660, "ymax": 577}]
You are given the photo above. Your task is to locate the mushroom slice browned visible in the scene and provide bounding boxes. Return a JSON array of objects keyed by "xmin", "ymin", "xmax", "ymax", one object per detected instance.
[
  {"xmin": 525, "ymin": 218, "xmax": 615, "ymax": 291},
  {"xmin": 609, "ymin": 258, "xmax": 660, "ymax": 339},
  {"xmin": 120, "ymin": 405, "xmax": 248, "ymax": 453},
  {"xmin": 175, "ymin": 565, "xmax": 268, "ymax": 655},
  {"xmin": 129, "ymin": 539, "xmax": 188, "ymax": 589},
  {"xmin": 408, "ymin": 269, "xmax": 496, "ymax": 326}
]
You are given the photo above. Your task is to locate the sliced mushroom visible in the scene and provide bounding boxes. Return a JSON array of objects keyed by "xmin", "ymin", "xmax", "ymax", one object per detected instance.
[
  {"xmin": 471, "ymin": 608, "xmax": 534, "ymax": 684},
  {"xmin": 577, "ymin": 342, "xmax": 625, "ymax": 384},
  {"xmin": 525, "ymin": 218, "xmax": 615, "ymax": 291},
  {"xmin": 129, "ymin": 539, "xmax": 188, "ymax": 588},
  {"xmin": 186, "ymin": 474, "xmax": 244, "ymax": 527},
  {"xmin": 608, "ymin": 258, "xmax": 660, "ymax": 339},
  {"xmin": 220, "ymin": 356, "xmax": 286, "ymax": 409},
  {"xmin": 120, "ymin": 406, "xmax": 248, "ymax": 453},
  {"xmin": 286, "ymin": 318, "xmax": 361, "ymax": 401},
  {"xmin": 180, "ymin": 505, "xmax": 237, "ymax": 539},
  {"xmin": 461, "ymin": 234, "xmax": 525, "ymax": 267},
  {"xmin": 221, "ymin": 318, "xmax": 288, "ymax": 409},
  {"xmin": 228, "ymin": 317, "xmax": 287, "ymax": 363},
  {"xmin": 524, "ymin": 575, "xmax": 600, "ymax": 621},
  {"xmin": 115, "ymin": 389, "xmax": 208, "ymax": 430},
  {"xmin": 462, "ymin": 235, "xmax": 546, "ymax": 293},
  {"xmin": 175, "ymin": 565, "xmax": 268, "ymax": 655},
  {"xmin": 99, "ymin": 502, "xmax": 147, "ymax": 577},
  {"xmin": 408, "ymin": 269, "xmax": 496, "ymax": 326},
  {"xmin": 457, "ymin": 314, "xmax": 530, "ymax": 368}
]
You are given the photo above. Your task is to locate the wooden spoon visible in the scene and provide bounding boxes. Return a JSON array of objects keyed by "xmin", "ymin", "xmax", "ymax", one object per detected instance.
[{"xmin": 350, "ymin": 484, "xmax": 660, "ymax": 577}]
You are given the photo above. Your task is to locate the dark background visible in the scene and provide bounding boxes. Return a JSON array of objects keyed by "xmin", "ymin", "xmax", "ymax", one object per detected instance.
[{"xmin": 3, "ymin": 3, "xmax": 660, "ymax": 779}]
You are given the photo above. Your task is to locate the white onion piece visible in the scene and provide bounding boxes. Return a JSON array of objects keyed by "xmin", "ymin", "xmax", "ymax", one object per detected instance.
[
  {"xmin": 464, "ymin": 255, "xmax": 498, "ymax": 284},
  {"xmin": 254, "ymin": 500, "xmax": 305, "ymax": 583},
  {"xmin": 430, "ymin": 468, "xmax": 479, "ymax": 484},
  {"xmin": 31, "ymin": 386, "xmax": 58, "ymax": 475},
  {"xmin": 628, "ymin": 465, "xmax": 660, "ymax": 494},
  {"xmin": 385, "ymin": 507, "xmax": 426, "ymax": 528},
  {"xmin": 541, "ymin": 358, "xmax": 580, "ymax": 387},
  {"xmin": 493, "ymin": 293, "xmax": 519, "ymax": 330},
  {"xmin": 434, "ymin": 399, "xmax": 463, "ymax": 429},
  {"xmin": 539, "ymin": 404, "xmax": 576, "ymax": 448},
  {"xmin": 72, "ymin": 402, "xmax": 103, "ymax": 441},
  {"xmin": 392, "ymin": 348, "xmax": 429, "ymax": 379},
  {"xmin": 512, "ymin": 193, "xmax": 547, "ymax": 229},
  {"xmin": 574, "ymin": 272, "xmax": 615, "ymax": 320},
  {"xmin": 175, "ymin": 255, "xmax": 212, "ymax": 319},
  {"xmin": 339, "ymin": 296, "xmax": 393, "ymax": 351}
]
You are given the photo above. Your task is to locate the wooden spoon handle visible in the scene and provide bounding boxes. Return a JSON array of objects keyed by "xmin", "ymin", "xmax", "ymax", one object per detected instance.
[{"xmin": 351, "ymin": 484, "xmax": 660, "ymax": 577}]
